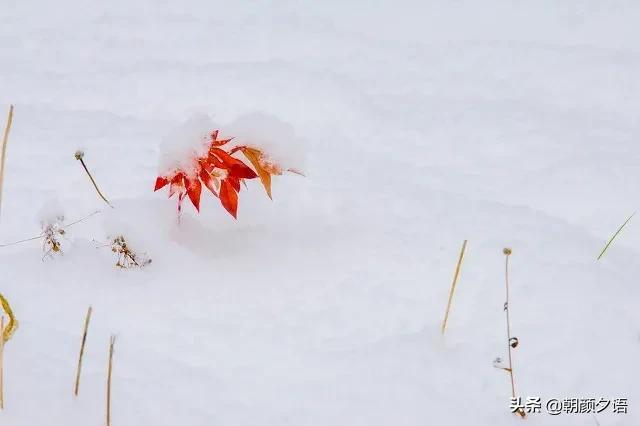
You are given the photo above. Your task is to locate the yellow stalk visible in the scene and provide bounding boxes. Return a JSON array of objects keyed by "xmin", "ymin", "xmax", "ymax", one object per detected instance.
[{"xmin": 441, "ymin": 240, "xmax": 467, "ymax": 334}]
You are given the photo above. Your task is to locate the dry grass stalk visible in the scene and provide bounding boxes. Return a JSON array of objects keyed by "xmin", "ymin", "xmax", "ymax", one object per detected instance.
[
  {"xmin": 501, "ymin": 248, "xmax": 525, "ymax": 418},
  {"xmin": 106, "ymin": 335, "xmax": 116, "ymax": 426},
  {"xmin": 75, "ymin": 150, "xmax": 112, "ymax": 207},
  {"xmin": 441, "ymin": 240, "xmax": 468, "ymax": 334},
  {"xmin": 0, "ymin": 105, "xmax": 14, "ymax": 219},
  {"xmin": 74, "ymin": 306, "xmax": 93, "ymax": 397},
  {"xmin": 597, "ymin": 212, "xmax": 635, "ymax": 260},
  {"xmin": 0, "ymin": 316, "xmax": 4, "ymax": 410},
  {"xmin": 0, "ymin": 292, "xmax": 18, "ymax": 411},
  {"xmin": 0, "ymin": 293, "xmax": 17, "ymax": 344}
]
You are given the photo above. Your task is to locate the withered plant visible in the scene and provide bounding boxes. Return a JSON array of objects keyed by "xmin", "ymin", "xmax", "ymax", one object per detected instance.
[
  {"xmin": 41, "ymin": 216, "xmax": 67, "ymax": 259},
  {"xmin": 110, "ymin": 235, "xmax": 151, "ymax": 268},
  {"xmin": 494, "ymin": 248, "xmax": 526, "ymax": 419}
]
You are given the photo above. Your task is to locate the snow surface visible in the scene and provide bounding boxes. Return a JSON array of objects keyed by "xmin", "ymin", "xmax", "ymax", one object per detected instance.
[{"xmin": 1, "ymin": 1, "xmax": 639, "ymax": 425}]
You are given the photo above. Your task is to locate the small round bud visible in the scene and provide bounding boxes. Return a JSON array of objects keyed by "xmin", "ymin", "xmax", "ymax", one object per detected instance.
[
  {"xmin": 74, "ymin": 150, "xmax": 84, "ymax": 160},
  {"xmin": 503, "ymin": 248, "xmax": 512, "ymax": 255}
]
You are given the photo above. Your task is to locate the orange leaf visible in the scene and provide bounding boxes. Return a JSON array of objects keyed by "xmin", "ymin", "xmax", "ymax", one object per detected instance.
[
  {"xmin": 154, "ymin": 176, "xmax": 169, "ymax": 191},
  {"xmin": 242, "ymin": 147, "xmax": 273, "ymax": 199},
  {"xmin": 219, "ymin": 179, "xmax": 238, "ymax": 218},
  {"xmin": 184, "ymin": 176, "xmax": 202, "ymax": 211}
]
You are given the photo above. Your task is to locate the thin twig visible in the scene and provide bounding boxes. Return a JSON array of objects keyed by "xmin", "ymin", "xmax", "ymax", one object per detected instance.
[
  {"xmin": 106, "ymin": 334, "xmax": 116, "ymax": 426},
  {"xmin": 64, "ymin": 209, "xmax": 101, "ymax": 227},
  {"xmin": 0, "ymin": 209, "xmax": 101, "ymax": 248},
  {"xmin": 74, "ymin": 306, "xmax": 93, "ymax": 397},
  {"xmin": 0, "ymin": 316, "xmax": 4, "ymax": 410},
  {"xmin": 75, "ymin": 151, "xmax": 112, "ymax": 207},
  {"xmin": 597, "ymin": 212, "xmax": 635, "ymax": 260},
  {"xmin": 503, "ymin": 248, "xmax": 525, "ymax": 418},
  {"xmin": 0, "ymin": 105, "xmax": 14, "ymax": 219},
  {"xmin": 0, "ymin": 233, "xmax": 44, "ymax": 248},
  {"xmin": 441, "ymin": 239, "xmax": 467, "ymax": 334}
]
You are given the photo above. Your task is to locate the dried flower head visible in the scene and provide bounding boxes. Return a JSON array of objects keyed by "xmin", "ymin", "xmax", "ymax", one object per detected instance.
[
  {"xmin": 110, "ymin": 235, "xmax": 151, "ymax": 268},
  {"xmin": 41, "ymin": 216, "xmax": 66, "ymax": 259}
]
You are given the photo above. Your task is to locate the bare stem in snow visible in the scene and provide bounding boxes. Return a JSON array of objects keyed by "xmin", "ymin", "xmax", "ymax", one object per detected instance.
[
  {"xmin": 106, "ymin": 334, "xmax": 116, "ymax": 426},
  {"xmin": 502, "ymin": 248, "xmax": 525, "ymax": 419},
  {"xmin": 75, "ymin": 150, "xmax": 113, "ymax": 208},
  {"xmin": 441, "ymin": 239, "xmax": 467, "ymax": 335},
  {"xmin": 74, "ymin": 306, "xmax": 93, "ymax": 397},
  {"xmin": 0, "ymin": 209, "xmax": 101, "ymax": 249},
  {"xmin": 597, "ymin": 212, "xmax": 635, "ymax": 260},
  {"xmin": 0, "ymin": 105, "xmax": 14, "ymax": 219}
]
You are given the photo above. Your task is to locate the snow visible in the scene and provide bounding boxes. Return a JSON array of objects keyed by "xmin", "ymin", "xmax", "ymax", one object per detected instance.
[
  {"xmin": 37, "ymin": 198, "xmax": 65, "ymax": 227},
  {"xmin": 0, "ymin": 1, "xmax": 639, "ymax": 425},
  {"xmin": 158, "ymin": 114, "xmax": 214, "ymax": 177},
  {"xmin": 225, "ymin": 113, "xmax": 306, "ymax": 171}
]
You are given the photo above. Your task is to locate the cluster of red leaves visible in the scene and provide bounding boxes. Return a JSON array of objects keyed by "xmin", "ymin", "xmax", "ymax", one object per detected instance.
[{"xmin": 154, "ymin": 130, "xmax": 299, "ymax": 218}]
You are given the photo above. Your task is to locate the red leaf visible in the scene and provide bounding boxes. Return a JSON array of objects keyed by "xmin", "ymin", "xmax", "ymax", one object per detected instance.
[
  {"xmin": 199, "ymin": 168, "xmax": 219, "ymax": 197},
  {"xmin": 212, "ymin": 138, "xmax": 233, "ymax": 147},
  {"xmin": 199, "ymin": 159, "xmax": 213, "ymax": 173},
  {"xmin": 184, "ymin": 176, "xmax": 202, "ymax": 212},
  {"xmin": 154, "ymin": 177, "xmax": 169, "ymax": 191},
  {"xmin": 210, "ymin": 148, "xmax": 258, "ymax": 179},
  {"xmin": 228, "ymin": 145, "xmax": 245, "ymax": 155},
  {"xmin": 208, "ymin": 152, "xmax": 224, "ymax": 168},
  {"xmin": 228, "ymin": 176, "xmax": 241, "ymax": 192},
  {"xmin": 168, "ymin": 173, "xmax": 185, "ymax": 198},
  {"xmin": 230, "ymin": 163, "xmax": 258, "ymax": 179},
  {"xmin": 219, "ymin": 179, "xmax": 238, "ymax": 218},
  {"xmin": 209, "ymin": 147, "xmax": 235, "ymax": 165}
]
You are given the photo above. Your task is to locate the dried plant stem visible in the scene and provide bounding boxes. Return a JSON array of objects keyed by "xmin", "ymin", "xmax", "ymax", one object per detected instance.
[
  {"xmin": 75, "ymin": 151, "xmax": 112, "ymax": 207},
  {"xmin": 0, "ymin": 293, "xmax": 17, "ymax": 343},
  {"xmin": 0, "ymin": 209, "xmax": 101, "ymax": 248},
  {"xmin": 441, "ymin": 239, "xmax": 467, "ymax": 334},
  {"xmin": 74, "ymin": 306, "xmax": 93, "ymax": 397},
  {"xmin": 597, "ymin": 212, "xmax": 635, "ymax": 260},
  {"xmin": 0, "ymin": 105, "xmax": 14, "ymax": 219},
  {"xmin": 0, "ymin": 316, "xmax": 4, "ymax": 410},
  {"xmin": 503, "ymin": 248, "xmax": 525, "ymax": 418},
  {"xmin": 106, "ymin": 335, "xmax": 116, "ymax": 426}
]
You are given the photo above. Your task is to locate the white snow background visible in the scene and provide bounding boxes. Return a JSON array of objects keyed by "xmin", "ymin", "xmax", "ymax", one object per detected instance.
[{"xmin": 1, "ymin": 1, "xmax": 639, "ymax": 425}]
